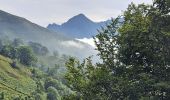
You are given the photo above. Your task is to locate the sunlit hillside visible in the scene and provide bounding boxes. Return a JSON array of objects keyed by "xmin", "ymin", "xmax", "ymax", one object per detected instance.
[{"xmin": 0, "ymin": 55, "xmax": 36, "ymax": 99}]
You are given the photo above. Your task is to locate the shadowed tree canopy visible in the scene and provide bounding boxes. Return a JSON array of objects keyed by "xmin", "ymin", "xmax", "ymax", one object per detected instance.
[{"xmin": 18, "ymin": 46, "xmax": 37, "ymax": 66}]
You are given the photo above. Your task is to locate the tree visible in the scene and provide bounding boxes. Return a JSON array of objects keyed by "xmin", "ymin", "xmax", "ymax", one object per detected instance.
[
  {"xmin": 154, "ymin": 0, "xmax": 170, "ymax": 14},
  {"xmin": 18, "ymin": 46, "xmax": 37, "ymax": 66},
  {"xmin": 117, "ymin": 2, "xmax": 170, "ymax": 99},
  {"xmin": 0, "ymin": 45, "xmax": 13, "ymax": 58},
  {"xmin": 65, "ymin": 1, "xmax": 170, "ymax": 99},
  {"xmin": 0, "ymin": 44, "xmax": 19, "ymax": 60},
  {"xmin": 65, "ymin": 58, "xmax": 115, "ymax": 99},
  {"xmin": 47, "ymin": 86, "xmax": 61, "ymax": 100}
]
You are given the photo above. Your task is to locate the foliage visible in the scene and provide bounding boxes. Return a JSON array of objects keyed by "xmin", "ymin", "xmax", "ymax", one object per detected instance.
[
  {"xmin": 0, "ymin": 38, "xmax": 71, "ymax": 99},
  {"xmin": 0, "ymin": 45, "xmax": 17, "ymax": 59},
  {"xmin": 154, "ymin": 0, "xmax": 170, "ymax": 14},
  {"xmin": 0, "ymin": 39, "xmax": 38, "ymax": 66},
  {"xmin": 0, "ymin": 55, "xmax": 36, "ymax": 99},
  {"xmin": 65, "ymin": 1, "xmax": 170, "ymax": 99},
  {"xmin": 47, "ymin": 86, "xmax": 61, "ymax": 100},
  {"xmin": 17, "ymin": 46, "xmax": 37, "ymax": 66},
  {"xmin": 65, "ymin": 57, "xmax": 120, "ymax": 99}
]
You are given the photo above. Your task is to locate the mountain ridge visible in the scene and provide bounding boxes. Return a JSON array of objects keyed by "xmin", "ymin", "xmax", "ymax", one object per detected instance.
[
  {"xmin": 47, "ymin": 14, "xmax": 111, "ymax": 38},
  {"xmin": 0, "ymin": 9, "xmax": 75, "ymax": 53},
  {"xmin": 0, "ymin": 10, "xmax": 98, "ymax": 60}
]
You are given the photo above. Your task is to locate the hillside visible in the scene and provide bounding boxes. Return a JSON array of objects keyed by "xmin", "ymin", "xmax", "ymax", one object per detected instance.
[
  {"xmin": 47, "ymin": 14, "xmax": 111, "ymax": 38},
  {"xmin": 0, "ymin": 10, "xmax": 70, "ymax": 53},
  {"xmin": 0, "ymin": 10, "xmax": 70, "ymax": 42},
  {"xmin": 0, "ymin": 10, "xmax": 98, "ymax": 60},
  {"xmin": 0, "ymin": 55, "xmax": 36, "ymax": 99}
]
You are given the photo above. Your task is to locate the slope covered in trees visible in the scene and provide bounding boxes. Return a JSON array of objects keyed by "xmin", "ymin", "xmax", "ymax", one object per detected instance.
[
  {"xmin": 0, "ymin": 38, "xmax": 72, "ymax": 99},
  {"xmin": 0, "ymin": 0, "xmax": 169, "ymax": 99}
]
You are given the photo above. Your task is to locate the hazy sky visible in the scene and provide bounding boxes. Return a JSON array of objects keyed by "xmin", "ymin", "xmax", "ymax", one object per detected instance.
[{"xmin": 0, "ymin": 0, "xmax": 152, "ymax": 27}]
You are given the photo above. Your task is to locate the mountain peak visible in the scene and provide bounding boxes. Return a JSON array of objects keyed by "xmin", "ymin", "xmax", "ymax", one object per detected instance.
[
  {"xmin": 75, "ymin": 13, "xmax": 87, "ymax": 18},
  {"xmin": 64, "ymin": 13, "xmax": 92, "ymax": 25},
  {"xmin": 47, "ymin": 14, "xmax": 111, "ymax": 38}
]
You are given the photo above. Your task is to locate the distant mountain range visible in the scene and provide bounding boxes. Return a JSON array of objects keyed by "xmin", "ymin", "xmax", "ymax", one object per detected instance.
[
  {"xmin": 0, "ymin": 10, "xmax": 98, "ymax": 60},
  {"xmin": 47, "ymin": 14, "xmax": 111, "ymax": 38}
]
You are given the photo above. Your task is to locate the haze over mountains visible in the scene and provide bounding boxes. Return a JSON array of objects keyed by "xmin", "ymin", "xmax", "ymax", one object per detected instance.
[
  {"xmin": 0, "ymin": 10, "xmax": 98, "ymax": 60},
  {"xmin": 47, "ymin": 14, "xmax": 111, "ymax": 38}
]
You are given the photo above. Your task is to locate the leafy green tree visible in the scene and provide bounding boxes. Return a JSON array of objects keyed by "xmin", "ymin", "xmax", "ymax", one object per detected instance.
[
  {"xmin": 65, "ymin": 1, "xmax": 170, "ymax": 99},
  {"xmin": 0, "ymin": 44, "xmax": 19, "ymax": 59},
  {"xmin": 154, "ymin": 0, "xmax": 170, "ymax": 14},
  {"xmin": 0, "ymin": 45, "xmax": 13, "ymax": 58},
  {"xmin": 44, "ymin": 77, "xmax": 60, "ymax": 90},
  {"xmin": 0, "ymin": 92, "xmax": 4, "ymax": 100},
  {"xmin": 45, "ymin": 78, "xmax": 65, "ymax": 91},
  {"xmin": 65, "ymin": 57, "xmax": 120, "ymax": 99},
  {"xmin": 18, "ymin": 46, "xmax": 37, "ymax": 66},
  {"xmin": 47, "ymin": 86, "xmax": 61, "ymax": 100},
  {"xmin": 44, "ymin": 77, "xmax": 72, "ymax": 98},
  {"xmin": 98, "ymin": 1, "xmax": 170, "ymax": 99}
]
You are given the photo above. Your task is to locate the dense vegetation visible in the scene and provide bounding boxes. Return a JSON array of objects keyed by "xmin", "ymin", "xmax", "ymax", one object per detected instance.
[
  {"xmin": 0, "ymin": 38, "xmax": 37, "ymax": 66},
  {"xmin": 0, "ymin": 55, "xmax": 36, "ymax": 99},
  {"xmin": 0, "ymin": 0, "xmax": 170, "ymax": 99},
  {"xmin": 64, "ymin": 0, "xmax": 170, "ymax": 99},
  {"xmin": 0, "ymin": 38, "xmax": 72, "ymax": 99}
]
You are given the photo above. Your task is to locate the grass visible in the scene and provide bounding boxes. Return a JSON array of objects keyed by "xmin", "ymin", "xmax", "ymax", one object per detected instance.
[{"xmin": 0, "ymin": 55, "xmax": 36, "ymax": 99}]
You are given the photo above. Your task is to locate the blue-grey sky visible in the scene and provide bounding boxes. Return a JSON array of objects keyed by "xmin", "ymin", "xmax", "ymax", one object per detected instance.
[{"xmin": 0, "ymin": 0, "xmax": 152, "ymax": 27}]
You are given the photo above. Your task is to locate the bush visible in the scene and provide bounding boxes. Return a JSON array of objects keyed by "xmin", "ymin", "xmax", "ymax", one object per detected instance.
[{"xmin": 17, "ymin": 46, "xmax": 37, "ymax": 66}]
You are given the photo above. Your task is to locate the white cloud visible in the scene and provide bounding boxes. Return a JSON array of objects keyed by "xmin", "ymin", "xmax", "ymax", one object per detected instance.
[
  {"xmin": 76, "ymin": 38, "xmax": 96, "ymax": 48},
  {"xmin": 60, "ymin": 40, "xmax": 84, "ymax": 49}
]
